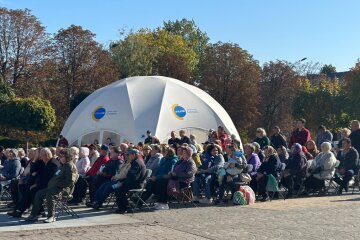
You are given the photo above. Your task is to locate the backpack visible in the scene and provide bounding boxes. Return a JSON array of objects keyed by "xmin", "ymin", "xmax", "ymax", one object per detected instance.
[
  {"xmin": 233, "ymin": 191, "xmax": 247, "ymax": 205},
  {"xmin": 239, "ymin": 185, "xmax": 256, "ymax": 205}
]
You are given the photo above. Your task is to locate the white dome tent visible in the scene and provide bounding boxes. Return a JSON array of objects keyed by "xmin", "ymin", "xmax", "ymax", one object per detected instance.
[{"xmin": 60, "ymin": 76, "xmax": 241, "ymax": 147}]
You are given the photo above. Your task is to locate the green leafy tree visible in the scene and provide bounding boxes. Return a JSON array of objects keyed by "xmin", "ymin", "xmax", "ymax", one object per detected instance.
[
  {"xmin": 344, "ymin": 61, "xmax": 360, "ymax": 119},
  {"xmin": 320, "ymin": 64, "xmax": 337, "ymax": 76},
  {"xmin": 198, "ymin": 42, "xmax": 261, "ymax": 136},
  {"xmin": 0, "ymin": 76, "xmax": 15, "ymax": 102}
]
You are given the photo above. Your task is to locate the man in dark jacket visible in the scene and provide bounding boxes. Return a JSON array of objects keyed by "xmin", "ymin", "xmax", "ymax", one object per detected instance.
[
  {"xmin": 114, "ymin": 149, "xmax": 146, "ymax": 213},
  {"xmin": 8, "ymin": 148, "xmax": 58, "ymax": 218},
  {"xmin": 0, "ymin": 146, "xmax": 7, "ymax": 166},
  {"xmin": 179, "ymin": 130, "xmax": 190, "ymax": 145},
  {"xmin": 271, "ymin": 126, "xmax": 288, "ymax": 150},
  {"xmin": 26, "ymin": 148, "xmax": 78, "ymax": 223},
  {"xmin": 335, "ymin": 138, "xmax": 359, "ymax": 194}
]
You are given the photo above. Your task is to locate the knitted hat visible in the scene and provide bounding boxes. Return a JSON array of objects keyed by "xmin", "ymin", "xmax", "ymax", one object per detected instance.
[
  {"xmin": 101, "ymin": 144, "xmax": 109, "ymax": 152},
  {"xmin": 182, "ymin": 146, "xmax": 193, "ymax": 157}
]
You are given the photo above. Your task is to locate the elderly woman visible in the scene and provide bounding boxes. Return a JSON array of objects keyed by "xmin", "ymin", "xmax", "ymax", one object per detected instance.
[
  {"xmin": 146, "ymin": 144, "xmax": 163, "ymax": 176},
  {"xmin": 153, "ymin": 146, "xmax": 197, "ymax": 210},
  {"xmin": 193, "ymin": 144, "xmax": 224, "ymax": 204},
  {"xmin": 277, "ymin": 146, "xmax": 289, "ymax": 164},
  {"xmin": 254, "ymin": 128, "xmax": 271, "ymax": 150},
  {"xmin": 256, "ymin": 146, "xmax": 282, "ymax": 201},
  {"xmin": 281, "ymin": 143, "xmax": 307, "ymax": 198},
  {"xmin": 26, "ymin": 148, "xmax": 78, "ymax": 223},
  {"xmin": 244, "ymin": 144, "xmax": 261, "ymax": 192},
  {"xmin": 337, "ymin": 128, "xmax": 352, "ymax": 150},
  {"xmin": 303, "ymin": 142, "xmax": 337, "ymax": 195}
]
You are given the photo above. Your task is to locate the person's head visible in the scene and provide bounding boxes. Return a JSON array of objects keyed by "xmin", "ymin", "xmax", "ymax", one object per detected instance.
[
  {"xmin": 225, "ymin": 144, "xmax": 236, "ymax": 156},
  {"xmin": 341, "ymin": 128, "xmax": 351, "ymax": 138},
  {"xmin": 110, "ymin": 146, "xmax": 121, "ymax": 159},
  {"xmin": 8, "ymin": 148, "xmax": 18, "ymax": 160},
  {"xmin": 179, "ymin": 130, "xmax": 186, "ymax": 138},
  {"xmin": 218, "ymin": 126, "xmax": 225, "ymax": 135},
  {"xmin": 69, "ymin": 146, "xmax": 79, "ymax": 160},
  {"xmin": 351, "ymin": 120, "xmax": 360, "ymax": 132},
  {"xmin": 277, "ymin": 146, "xmax": 288, "ymax": 157},
  {"xmin": 93, "ymin": 139, "xmax": 99, "ymax": 145},
  {"xmin": 59, "ymin": 135, "xmax": 64, "ymax": 140},
  {"xmin": 56, "ymin": 146, "xmax": 63, "ymax": 156},
  {"xmin": 106, "ymin": 138, "xmax": 112, "ymax": 144},
  {"xmin": 142, "ymin": 145, "xmax": 152, "ymax": 156},
  {"xmin": 146, "ymin": 130, "xmax": 151, "ymax": 137},
  {"xmin": 160, "ymin": 144, "xmax": 169, "ymax": 155},
  {"xmin": 80, "ymin": 147, "xmax": 90, "ymax": 158},
  {"xmin": 190, "ymin": 134, "xmax": 196, "ymax": 141},
  {"xmin": 272, "ymin": 126, "xmax": 281, "ymax": 135},
  {"xmin": 256, "ymin": 128, "xmax": 266, "ymax": 138},
  {"xmin": 342, "ymin": 137, "xmax": 352, "ymax": 150},
  {"xmin": 119, "ymin": 143, "xmax": 128, "ymax": 153},
  {"xmin": 181, "ymin": 146, "xmax": 193, "ymax": 160},
  {"xmin": 18, "ymin": 149, "xmax": 26, "ymax": 159},
  {"xmin": 207, "ymin": 144, "xmax": 222, "ymax": 156},
  {"xmin": 40, "ymin": 148, "xmax": 53, "ymax": 162},
  {"xmin": 171, "ymin": 131, "xmax": 176, "ymax": 139},
  {"xmin": 318, "ymin": 125, "xmax": 326, "ymax": 134},
  {"xmin": 150, "ymin": 144, "xmax": 161, "ymax": 156},
  {"xmin": 165, "ymin": 147, "xmax": 176, "ymax": 159},
  {"xmin": 58, "ymin": 148, "xmax": 73, "ymax": 164},
  {"xmin": 151, "ymin": 136, "xmax": 160, "ymax": 144},
  {"xmin": 100, "ymin": 144, "xmax": 109, "ymax": 156},
  {"xmin": 28, "ymin": 148, "xmax": 37, "ymax": 160},
  {"xmin": 320, "ymin": 142, "xmax": 332, "ymax": 153},
  {"xmin": 264, "ymin": 146, "xmax": 277, "ymax": 158},
  {"xmin": 49, "ymin": 147, "xmax": 56, "ymax": 157},
  {"xmin": 88, "ymin": 144, "xmax": 97, "ymax": 154},
  {"xmin": 244, "ymin": 144, "xmax": 255, "ymax": 155},
  {"xmin": 128, "ymin": 149, "xmax": 140, "ymax": 162},
  {"xmin": 296, "ymin": 118, "xmax": 306, "ymax": 129},
  {"xmin": 305, "ymin": 140, "xmax": 317, "ymax": 151},
  {"xmin": 211, "ymin": 131, "xmax": 219, "ymax": 139},
  {"xmin": 291, "ymin": 143, "xmax": 302, "ymax": 154},
  {"xmin": 252, "ymin": 142, "xmax": 261, "ymax": 153}
]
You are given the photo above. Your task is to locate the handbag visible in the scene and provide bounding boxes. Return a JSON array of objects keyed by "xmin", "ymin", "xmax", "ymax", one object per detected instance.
[{"xmin": 167, "ymin": 179, "xmax": 180, "ymax": 198}]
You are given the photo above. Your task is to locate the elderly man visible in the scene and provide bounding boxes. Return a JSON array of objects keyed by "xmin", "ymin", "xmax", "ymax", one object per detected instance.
[
  {"xmin": 113, "ymin": 149, "xmax": 146, "ymax": 214},
  {"xmin": 0, "ymin": 148, "xmax": 22, "ymax": 185},
  {"xmin": 8, "ymin": 148, "xmax": 58, "ymax": 218},
  {"xmin": 26, "ymin": 148, "xmax": 78, "ymax": 223}
]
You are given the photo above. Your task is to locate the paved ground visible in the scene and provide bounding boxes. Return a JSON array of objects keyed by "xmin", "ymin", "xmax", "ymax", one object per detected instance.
[{"xmin": 0, "ymin": 194, "xmax": 359, "ymax": 240}]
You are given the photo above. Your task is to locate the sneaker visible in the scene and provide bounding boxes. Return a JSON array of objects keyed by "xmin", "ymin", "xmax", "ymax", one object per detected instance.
[
  {"xmin": 199, "ymin": 198, "xmax": 213, "ymax": 204},
  {"xmin": 43, "ymin": 216, "xmax": 56, "ymax": 223},
  {"xmin": 154, "ymin": 203, "xmax": 169, "ymax": 210}
]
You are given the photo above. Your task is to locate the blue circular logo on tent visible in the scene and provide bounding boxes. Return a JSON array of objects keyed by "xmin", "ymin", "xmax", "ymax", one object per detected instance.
[
  {"xmin": 174, "ymin": 105, "xmax": 186, "ymax": 118},
  {"xmin": 92, "ymin": 107, "xmax": 106, "ymax": 121}
]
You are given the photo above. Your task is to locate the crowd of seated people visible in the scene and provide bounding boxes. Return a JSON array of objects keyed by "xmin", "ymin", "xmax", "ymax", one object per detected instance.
[{"xmin": 1, "ymin": 119, "xmax": 360, "ymax": 222}]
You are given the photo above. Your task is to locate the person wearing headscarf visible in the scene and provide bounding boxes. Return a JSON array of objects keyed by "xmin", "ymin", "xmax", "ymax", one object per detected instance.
[
  {"xmin": 303, "ymin": 142, "xmax": 337, "ymax": 195},
  {"xmin": 281, "ymin": 143, "xmax": 307, "ymax": 198}
]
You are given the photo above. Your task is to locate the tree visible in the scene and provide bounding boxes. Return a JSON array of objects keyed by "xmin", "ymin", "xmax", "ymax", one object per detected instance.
[
  {"xmin": 292, "ymin": 78, "xmax": 350, "ymax": 132},
  {"xmin": 70, "ymin": 91, "xmax": 92, "ymax": 112},
  {"xmin": 52, "ymin": 25, "xmax": 118, "ymax": 115},
  {"xmin": 0, "ymin": 76, "xmax": 14, "ymax": 102},
  {"xmin": 0, "ymin": 8, "xmax": 50, "ymax": 86},
  {"xmin": 198, "ymin": 42, "xmax": 261, "ymax": 136},
  {"xmin": 320, "ymin": 64, "xmax": 337, "ymax": 76},
  {"xmin": 343, "ymin": 61, "xmax": 360, "ymax": 118},
  {"xmin": 0, "ymin": 97, "xmax": 56, "ymax": 132},
  {"xmin": 110, "ymin": 28, "xmax": 197, "ymax": 82},
  {"xmin": 259, "ymin": 61, "xmax": 300, "ymax": 132}
]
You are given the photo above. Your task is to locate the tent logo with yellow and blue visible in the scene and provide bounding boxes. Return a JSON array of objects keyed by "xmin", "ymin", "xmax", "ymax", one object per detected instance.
[
  {"xmin": 172, "ymin": 104, "xmax": 187, "ymax": 120},
  {"xmin": 92, "ymin": 106, "xmax": 106, "ymax": 121}
]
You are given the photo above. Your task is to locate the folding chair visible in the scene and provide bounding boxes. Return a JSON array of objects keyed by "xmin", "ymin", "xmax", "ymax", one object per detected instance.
[
  {"xmin": 351, "ymin": 169, "xmax": 360, "ymax": 194},
  {"xmin": 0, "ymin": 180, "xmax": 12, "ymax": 202},
  {"xmin": 127, "ymin": 169, "xmax": 152, "ymax": 211}
]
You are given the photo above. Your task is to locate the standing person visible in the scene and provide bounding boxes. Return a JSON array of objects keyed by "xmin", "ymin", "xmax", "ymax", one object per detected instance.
[
  {"xmin": 218, "ymin": 126, "xmax": 229, "ymax": 151},
  {"xmin": 315, "ymin": 125, "xmax": 333, "ymax": 148},
  {"xmin": 179, "ymin": 130, "xmax": 190, "ymax": 145},
  {"xmin": 26, "ymin": 148, "xmax": 78, "ymax": 223},
  {"xmin": 349, "ymin": 120, "xmax": 360, "ymax": 153},
  {"xmin": 270, "ymin": 126, "xmax": 288, "ymax": 150},
  {"xmin": 289, "ymin": 118, "xmax": 311, "ymax": 147},
  {"xmin": 254, "ymin": 128, "xmax": 271, "ymax": 150},
  {"xmin": 144, "ymin": 130, "xmax": 152, "ymax": 145},
  {"xmin": 168, "ymin": 131, "xmax": 180, "ymax": 147},
  {"xmin": 335, "ymin": 138, "xmax": 359, "ymax": 194}
]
